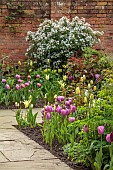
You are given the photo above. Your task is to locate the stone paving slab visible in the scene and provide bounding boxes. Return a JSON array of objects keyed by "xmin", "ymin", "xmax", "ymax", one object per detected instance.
[{"xmin": 0, "ymin": 109, "xmax": 73, "ymax": 170}]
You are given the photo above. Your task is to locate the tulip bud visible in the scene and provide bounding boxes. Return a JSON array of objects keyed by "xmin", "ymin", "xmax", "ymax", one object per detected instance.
[
  {"xmin": 83, "ymin": 75, "xmax": 86, "ymax": 80},
  {"xmin": 76, "ymin": 87, "xmax": 80, "ymax": 95},
  {"xmin": 90, "ymin": 80, "xmax": 93, "ymax": 85},
  {"xmin": 84, "ymin": 97, "xmax": 87, "ymax": 103},
  {"xmin": 80, "ymin": 77, "xmax": 83, "ymax": 82},
  {"xmin": 106, "ymin": 134, "xmax": 111, "ymax": 143},
  {"xmin": 93, "ymin": 86, "xmax": 96, "ymax": 91},
  {"xmin": 83, "ymin": 125, "xmax": 89, "ymax": 133},
  {"xmin": 88, "ymin": 83, "xmax": 91, "ymax": 89},
  {"xmin": 98, "ymin": 126, "xmax": 104, "ymax": 135}
]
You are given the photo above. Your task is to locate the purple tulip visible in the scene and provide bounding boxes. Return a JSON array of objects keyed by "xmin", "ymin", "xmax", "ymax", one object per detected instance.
[
  {"xmin": 16, "ymin": 84, "xmax": 20, "ymax": 90},
  {"xmin": 46, "ymin": 112, "xmax": 51, "ymax": 120},
  {"xmin": 66, "ymin": 108, "xmax": 71, "ymax": 115},
  {"xmin": 110, "ymin": 132, "xmax": 113, "ymax": 142},
  {"xmin": 45, "ymin": 105, "xmax": 54, "ymax": 113},
  {"xmin": 68, "ymin": 75, "xmax": 74, "ymax": 81},
  {"xmin": 95, "ymin": 74, "xmax": 100, "ymax": 79},
  {"xmin": 98, "ymin": 126, "xmax": 104, "ymax": 135},
  {"xmin": 56, "ymin": 105, "xmax": 62, "ymax": 113},
  {"xmin": 68, "ymin": 98, "xmax": 73, "ymax": 105},
  {"xmin": 37, "ymin": 83, "xmax": 41, "ymax": 87},
  {"xmin": 18, "ymin": 79, "xmax": 23, "ymax": 83},
  {"xmin": 61, "ymin": 109, "xmax": 67, "ymax": 116},
  {"xmin": 106, "ymin": 134, "xmax": 111, "ymax": 143},
  {"xmin": 25, "ymin": 82, "xmax": 29, "ymax": 87},
  {"xmin": 15, "ymin": 74, "xmax": 21, "ymax": 79},
  {"xmin": 65, "ymin": 100, "xmax": 71, "ymax": 107},
  {"xmin": 69, "ymin": 117, "xmax": 75, "ymax": 122},
  {"xmin": 83, "ymin": 125, "xmax": 89, "ymax": 133},
  {"xmin": 70, "ymin": 105, "xmax": 76, "ymax": 112},
  {"xmin": 5, "ymin": 84, "xmax": 10, "ymax": 90},
  {"xmin": 2, "ymin": 79, "xmax": 6, "ymax": 83},
  {"xmin": 56, "ymin": 96, "xmax": 65, "ymax": 102}
]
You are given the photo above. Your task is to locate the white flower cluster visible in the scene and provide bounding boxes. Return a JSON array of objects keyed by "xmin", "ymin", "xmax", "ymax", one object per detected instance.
[{"xmin": 26, "ymin": 16, "xmax": 103, "ymax": 68}]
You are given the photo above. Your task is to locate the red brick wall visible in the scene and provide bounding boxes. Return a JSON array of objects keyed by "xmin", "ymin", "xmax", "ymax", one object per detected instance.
[{"xmin": 0, "ymin": 0, "xmax": 113, "ymax": 64}]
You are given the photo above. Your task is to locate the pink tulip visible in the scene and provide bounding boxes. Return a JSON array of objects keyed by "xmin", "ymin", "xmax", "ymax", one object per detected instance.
[
  {"xmin": 28, "ymin": 90, "xmax": 31, "ymax": 92},
  {"xmin": 98, "ymin": 126, "xmax": 104, "ymax": 135},
  {"xmin": 106, "ymin": 134, "xmax": 111, "ymax": 143},
  {"xmin": 110, "ymin": 132, "xmax": 113, "ymax": 142},
  {"xmin": 46, "ymin": 112, "xmax": 51, "ymax": 120},
  {"xmin": 2, "ymin": 79, "xmax": 6, "ymax": 83},
  {"xmin": 16, "ymin": 84, "xmax": 20, "ymax": 90},
  {"xmin": 69, "ymin": 117, "xmax": 75, "ymax": 122},
  {"xmin": 66, "ymin": 108, "xmax": 71, "ymax": 115},
  {"xmin": 5, "ymin": 84, "xmax": 10, "ymax": 90},
  {"xmin": 20, "ymin": 84, "xmax": 25, "ymax": 88},
  {"xmin": 15, "ymin": 74, "xmax": 21, "ymax": 79},
  {"xmin": 36, "ymin": 74, "xmax": 40, "ymax": 78},
  {"xmin": 27, "ymin": 75, "xmax": 31, "ymax": 80},
  {"xmin": 83, "ymin": 125, "xmax": 89, "ymax": 133},
  {"xmin": 25, "ymin": 82, "xmax": 29, "ymax": 86},
  {"xmin": 37, "ymin": 83, "xmax": 41, "ymax": 87},
  {"xmin": 18, "ymin": 79, "xmax": 22, "ymax": 83}
]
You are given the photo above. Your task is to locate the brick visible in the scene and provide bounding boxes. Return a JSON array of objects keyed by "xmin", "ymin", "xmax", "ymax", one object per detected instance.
[{"xmin": 97, "ymin": 2, "xmax": 107, "ymax": 6}]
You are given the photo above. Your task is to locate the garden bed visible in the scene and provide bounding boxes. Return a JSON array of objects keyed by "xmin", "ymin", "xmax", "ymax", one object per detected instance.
[{"xmin": 15, "ymin": 125, "xmax": 90, "ymax": 170}]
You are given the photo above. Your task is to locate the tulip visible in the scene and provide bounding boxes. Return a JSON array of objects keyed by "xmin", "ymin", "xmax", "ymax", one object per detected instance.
[
  {"xmin": 46, "ymin": 112, "xmax": 51, "ymax": 120},
  {"xmin": 25, "ymin": 82, "xmax": 29, "ymax": 86},
  {"xmin": 69, "ymin": 117, "xmax": 75, "ymax": 122},
  {"xmin": 30, "ymin": 60, "xmax": 33, "ymax": 66},
  {"xmin": 106, "ymin": 134, "xmax": 111, "ymax": 143},
  {"xmin": 66, "ymin": 108, "xmax": 71, "ymax": 115},
  {"xmin": 90, "ymin": 80, "xmax": 93, "ymax": 85},
  {"xmin": 56, "ymin": 105, "xmax": 62, "ymax": 113},
  {"xmin": 83, "ymin": 75, "xmax": 86, "ymax": 80},
  {"xmin": 20, "ymin": 84, "xmax": 25, "ymax": 88},
  {"xmin": 37, "ymin": 83, "xmax": 41, "ymax": 87},
  {"xmin": 76, "ymin": 87, "xmax": 80, "ymax": 95},
  {"xmin": 88, "ymin": 83, "xmax": 91, "ymax": 89},
  {"xmin": 93, "ymin": 86, "xmax": 96, "ymax": 91},
  {"xmin": 70, "ymin": 105, "xmax": 76, "ymax": 112},
  {"xmin": 36, "ymin": 74, "xmax": 40, "ymax": 79},
  {"xmin": 56, "ymin": 96, "xmax": 65, "ymax": 102},
  {"xmin": 65, "ymin": 100, "xmax": 71, "ymax": 107},
  {"xmin": 23, "ymin": 100, "xmax": 29, "ymax": 108},
  {"xmin": 68, "ymin": 75, "xmax": 73, "ymax": 81},
  {"xmin": 83, "ymin": 125, "xmax": 89, "ymax": 133},
  {"xmin": 18, "ymin": 61, "xmax": 21, "ymax": 65},
  {"xmin": 27, "ymin": 75, "xmax": 31, "ymax": 80},
  {"xmin": 95, "ymin": 74, "xmax": 100, "ymax": 79},
  {"xmin": 2, "ymin": 79, "xmax": 6, "ymax": 83},
  {"xmin": 63, "ymin": 75, "xmax": 67, "ymax": 81},
  {"xmin": 84, "ymin": 97, "xmax": 87, "ymax": 103},
  {"xmin": 16, "ymin": 84, "xmax": 20, "ymax": 90},
  {"xmin": 61, "ymin": 109, "xmax": 67, "ymax": 116},
  {"xmin": 85, "ymin": 90, "xmax": 89, "ymax": 97},
  {"xmin": 5, "ymin": 84, "xmax": 10, "ymax": 90},
  {"xmin": 18, "ymin": 79, "xmax": 22, "ymax": 83},
  {"xmin": 45, "ymin": 105, "xmax": 54, "ymax": 113},
  {"xmin": 98, "ymin": 126, "xmax": 104, "ymax": 135},
  {"xmin": 110, "ymin": 132, "xmax": 113, "ymax": 142},
  {"xmin": 15, "ymin": 74, "xmax": 21, "ymax": 79},
  {"xmin": 28, "ymin": 90, "xmax": 31, "ymax": 92},
  {"xmin": 45, "ymin": 74, "xmax": 49, "ymax": 80}
]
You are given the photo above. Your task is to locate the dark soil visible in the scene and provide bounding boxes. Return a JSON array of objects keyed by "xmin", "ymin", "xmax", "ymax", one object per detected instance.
[{"xmin": 15, "ymin": 125, "xmax": 90, "ymax": 170}]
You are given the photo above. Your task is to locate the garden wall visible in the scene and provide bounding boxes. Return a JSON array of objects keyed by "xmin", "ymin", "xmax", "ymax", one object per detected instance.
[{"xmin": 0, "ymin": 0, "xmax": 113, "ymax": 65}]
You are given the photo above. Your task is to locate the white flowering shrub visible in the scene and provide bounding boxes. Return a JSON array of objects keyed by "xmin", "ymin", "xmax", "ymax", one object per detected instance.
[{"xmin": 26, "ymin": 16, "xmax": 103, "ymax": 69}]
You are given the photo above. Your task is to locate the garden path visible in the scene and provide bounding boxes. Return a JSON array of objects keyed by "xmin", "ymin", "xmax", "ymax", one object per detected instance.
[{"xmin": 0, "ymin": 109, "xmax": 72, "ymax": 170}]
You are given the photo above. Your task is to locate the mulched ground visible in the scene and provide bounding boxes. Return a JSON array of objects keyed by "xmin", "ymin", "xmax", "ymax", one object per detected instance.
[
  {"xmin": 15, "ymin": 125, "xmax": 90, "ymax": 170},
  {"xmin": 0, "ymin": 100, "xmax": 90, "ymax": 170}
]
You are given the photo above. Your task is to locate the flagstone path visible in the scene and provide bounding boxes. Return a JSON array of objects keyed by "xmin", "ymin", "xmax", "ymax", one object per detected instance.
[{"xmin": 0, "ymin": 109, "xmax": 72, "ymax": 170}]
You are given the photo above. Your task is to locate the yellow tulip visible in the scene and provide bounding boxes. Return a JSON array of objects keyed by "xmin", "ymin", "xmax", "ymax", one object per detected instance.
[
  {"xmin": 84, "ymin": 97, "xmax": 87, "ymax": 103},
  {"xmin": 43, "ymin": 69, "xmax": 48, "ymax": 73},
  {"xmin": 80, "ymin": 77, "xmax": 83, "ymax": 82},
  {"xmin": 90, "ymin": 80, "xmax": 93, "ymax": 85},
  {"xmin": 58, "ymin": 69, "xmax": 62, "ymax": 73},
  {"xmin": 93, "ymin": 86, "xmax": 96, "ymax": 91},
  {"xmin": 30, "ymin": 60, "xmax": 33, "ymax": 66},
  {"xmin": 83, "ymin": 75, "xmax": 86, "ymax": 80},
  {"xmin": 46, "ymin": 74, "xmax": 49, "ymax": 80},
  {"xmin": 88, "ymin": 83, "xmax": 91, "ymax": 89},
  {"xmin": 18, "ymin": 61, "xmax": 21, "ymax": 65},
  {"xmin": 63, "ymin": 75, "xmax": 67, "ymax": 81},
  {"xmin": 23, "ymin": 100, "xmax": 30, "ymax": 108},
  {"xmin": 76, "ymin": 87, "xmax": 80, "ymax": 95}
]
